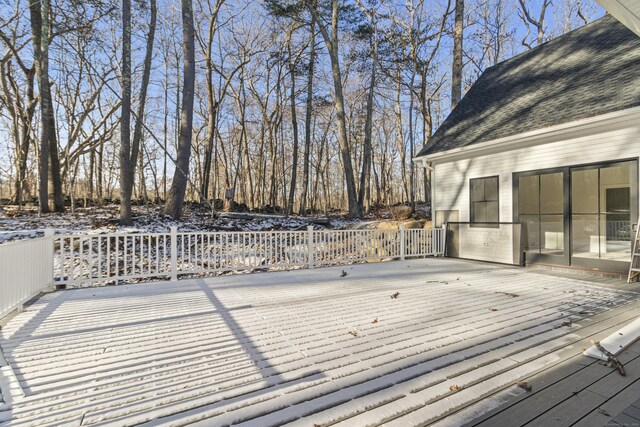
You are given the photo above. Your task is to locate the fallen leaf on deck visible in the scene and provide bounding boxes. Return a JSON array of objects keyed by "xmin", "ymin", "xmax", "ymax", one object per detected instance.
[
  {"xmin": 340, "ymin": 270, "xmax": 347, "ymax": 277},
  {"xmin": 489, "ymin": 308, "xmax": 498, "ymax": 312},
  {"xmin": 449, "ymin": 385, "xmax": 461, "ymax": 392},
  {"xmin": 391, "ymin": 292, "xmax": 399, "ymax": 299},
  {"xmin": 495, "ymin": 291, "xmax": 519, "ymax": 298},
  {"xmin": 372, "ymin": 318, "xmax": 378, "ymax": 324},
  {"xmin": 517, "ymin": 381, "xmax": 532, "ymax": 391},
  {"xmin": 561, "ymin": 320, "xmax": 572, "ymax": 327},
  {"xmin": 348, "ymin": 331, "xmax": 358, "ymax": 337}
]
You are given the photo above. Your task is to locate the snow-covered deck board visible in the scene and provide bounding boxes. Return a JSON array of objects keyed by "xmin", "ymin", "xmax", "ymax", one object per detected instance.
[{"xmin": 0, "ymin": 258, "xmax": 638, "ymax": 426}]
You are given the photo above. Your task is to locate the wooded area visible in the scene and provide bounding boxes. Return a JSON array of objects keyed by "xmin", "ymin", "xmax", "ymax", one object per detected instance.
[{"xmin": 0, "ymin": 0, "xmax": 600, "ymax": 221}]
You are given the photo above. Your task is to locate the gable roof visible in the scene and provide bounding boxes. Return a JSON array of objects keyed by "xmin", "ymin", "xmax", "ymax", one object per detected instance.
[{"xmin": 417, "ymin": 14, "xmax": 640, "ymax": 158}]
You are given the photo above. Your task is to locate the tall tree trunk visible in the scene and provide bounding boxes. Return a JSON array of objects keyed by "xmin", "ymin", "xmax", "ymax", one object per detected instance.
[
  {"xmin": 97, "ymin": 135, "xmax": 104, "ymax": 203},
  {"xmin": 358, "ymin": 17, "xmax": 376, "ymax": 213},
  {"xmin": 299, "ymin": 18, "xmax": 315, "ymax": 216},
  {"xmin": 394, "ymin": 74, "xmax": 408, "ymax": 201},
  {"xmin": 134, "ymin": 0, "xmax": 156, "ymax": 205},
  {"xmin": 163, "ymin": 55, "xmax": 169, "ymax": 200},
  {"xmin": 164, "ymin": 0, "xmax": 195, "ymax": 219},
  {"xmin": 119, "ymin": 0, "xmax": 133, "ymax": 223},
  {"xmin": 120, "ymin": 0, "xmax": 156, "ymax": 224},
  {"xmin": 29, "ymin": 0, "xmax": 50, "ymax": 213},
  {"xmin": 287, "ymin": 34, "xmax": 300, "ymax": 215},
  {"xmin": 88, "ymin": 142, "xmax": 95, "ymax": 202},
  {"xmin": 451, "ymin": 0, "xmax": 464, "ymax": 109},
  {"xmin": 306, "ymin": 0, "xmax": 361, "ymax": 218},
  {"xmin": 199, "ymin": 0, "xmax": 225, "ymax": 203},
  {"xmin": 42, "ymin": 0, "xmax": 63, "ymax": 211},
  {"xmin": 408, "ymin": 71, "xmax": 416, "ymax": 209}
]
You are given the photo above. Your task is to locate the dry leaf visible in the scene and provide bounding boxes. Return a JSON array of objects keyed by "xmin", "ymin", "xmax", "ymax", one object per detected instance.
[
  {"xmin": 340, "ymin": 270, "xmax": 347, "ymax": 277},
  {"xmin": 495, "ymin": 291, "xmax": 519, "ymax": 298},
  {"xmin": 561, "ymin": 320, "xmax": 572, "ymax": 327},
  {"xmin": 489, "ymin": 308, "xmax": 498, "ymax": 312},
  {"xmin": 372, "ymin": 318, "xmax": 379, "ymax": 324},
  {"xmin": 517, "ymin": 381, "xmax": 532, "ymax": 392},
  {"xmin": 391, "ymin": 292, "xmax": 400, "ymax": 299},
  {"xmin": 449, "ymin": 385, "xmax": 461, "ymax": 392},
  {"xmin": 348, "ymin": 331, "xmax": 358, "ymax": 337}
]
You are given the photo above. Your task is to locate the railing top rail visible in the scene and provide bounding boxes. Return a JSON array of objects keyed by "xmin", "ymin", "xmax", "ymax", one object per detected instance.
[
  {"xmin": 54, "ymin": 231, "xmax": 173, "ymax": 239},
  {"xmin": 42, "ymin": 227, "xmax": 440, "ymax": 239}
]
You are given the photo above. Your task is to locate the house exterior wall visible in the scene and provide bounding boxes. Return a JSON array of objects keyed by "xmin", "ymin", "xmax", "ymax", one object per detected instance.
[{"xmin": 432, "ymin": 122, "xmax": 640, "ymax": 225}]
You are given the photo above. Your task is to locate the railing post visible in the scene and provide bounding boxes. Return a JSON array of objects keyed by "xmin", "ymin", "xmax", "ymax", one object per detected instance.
[
  {"xmin": 307, "ymin": 225, "xmax": 315, "ymax": 269},
  {"xmin": 441, "ymin": 223, "xmax": 448, "ymax": 257},
  {"xmin": 400, "ymin": 223, "xmax": 406, "ymax": 261},
  {"xmin": 44, "ymin": 228, "xmax": 55, "ymax": 289},
  {"xmin": 170, "ymin": 226, "xmax": 178, "ymax": 281}
]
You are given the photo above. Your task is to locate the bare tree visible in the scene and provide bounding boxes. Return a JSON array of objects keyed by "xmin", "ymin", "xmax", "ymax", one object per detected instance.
[
  {"xmin": 164, "ymin": 0, "xmax": 196, "ymax": 219},
  {"xmin": 299, "ymin": 16, "xmax": 315, "ymax": 215},
  {"xmin": 451, "ymin": 0, "xmax": 464, "ymax": 109},
  {"xmin": 119, "ymin": 0, "xmax": 133, "ymax": 223},
  {"xmin": 305, "ymin": 0, "xmax": 361, "ymax": 218},
  {"xmin": 29, "ymin": 0, "xmax": 64, "ymax": 212},
  {"xmin": 518, "ymin": 0, "xmax": 552, "ymax": 48},
  {"xmin": 118, "ymin": 0, "xmax": 157, "ymax": 224},
  {"xmin": 0, "ymin": 9, "xmax": 37, "ymax": 207},
  {"xmin": 354, "ymin": 0, "xmax": 378, "ymax": 214}
]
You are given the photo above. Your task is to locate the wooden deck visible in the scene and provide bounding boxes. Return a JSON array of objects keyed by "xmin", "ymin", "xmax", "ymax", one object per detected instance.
[
  {"xmin": 438, "ymin": 340, "xmax": 640, "ymax": 427},
  {"xmin": 0, "ymin": 258, "xmax": 639, "ymax": 426}
]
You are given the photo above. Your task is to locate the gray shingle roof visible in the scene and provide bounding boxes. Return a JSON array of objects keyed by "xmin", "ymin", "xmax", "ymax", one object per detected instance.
[{"xmin": 417, "ymin": 15, "xmax": 640, "ymax": 157}]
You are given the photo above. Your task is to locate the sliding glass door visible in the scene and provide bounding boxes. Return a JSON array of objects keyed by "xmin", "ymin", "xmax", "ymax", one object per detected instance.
[
  {"xmin": 571, "ymin": 161, "xmax": 636, "ymax": 269},
  {"xmin": 515, "ymin": 160, "xmax": 637, "ymax": 272}
]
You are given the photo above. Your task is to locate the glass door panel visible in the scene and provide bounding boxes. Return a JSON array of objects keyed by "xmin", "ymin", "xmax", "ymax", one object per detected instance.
[
  {"xmin": 540, "ymin": 173, "xmax": 564, "ymax": 255},
  {"xmin": 517, "ymin": 171, "xmax": 565, "ymax": 259},
  {"xmin": 601, "ymin": 164, "xmax": 631, "ymax": 261},
  {"xmin": 571, "ymin": 214, "xmax": 600, "ymax": 259},
  {"xmin": 541, "ymin": 214, "xmax": 564, "ymax": 255},
  {"xmin": 520, "ymin": 214, "xmax": 540, "ymax": 252},
  {"xmin": 540, "ymin": 173, "xmax": 563, "ymax": 214},
  {"xmin": 571, "ymin": 162, "xmax": 633, "ymax": 263}
]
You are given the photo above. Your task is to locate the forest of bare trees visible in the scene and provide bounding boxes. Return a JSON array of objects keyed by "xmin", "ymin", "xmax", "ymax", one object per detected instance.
[{"xmin": 0, "ymin": 0, "xmax": 601, "ymax": 220}]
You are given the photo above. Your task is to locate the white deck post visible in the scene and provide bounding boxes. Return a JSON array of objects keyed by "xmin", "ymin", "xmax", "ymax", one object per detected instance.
[
  {"xmin": 44, "ymin": 228, "xmax": 55, "ymax": 290},
  {"xmin": 400, "ymin": 224, "xmax": 406, "ymax": 261},
  {"xmin": 441, "ymin": 223, "xmax": 448, "ymax": 257},
  {"xmin": 170, "ymin": 226, "xmax": 178, "ymax": 281},
  {"xmin": 307, "ymin": 225, "xmax": 314, "ymax": 268}
]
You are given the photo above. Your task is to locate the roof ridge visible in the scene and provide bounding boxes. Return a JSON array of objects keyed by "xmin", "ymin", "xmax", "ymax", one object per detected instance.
[
  {"xmin": 482, "ymin": 14, "xmax": 611, "ymax": 76},
  {"xmin": 418, "ymin": 14, "xmax": 640, "ymax": 158}
]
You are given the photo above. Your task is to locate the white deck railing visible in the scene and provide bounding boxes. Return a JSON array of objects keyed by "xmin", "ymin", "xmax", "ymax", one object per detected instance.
[
  {"xmin": 0, "ymin": 233, "xmax": 54, "ymax": 318},
  {"xmin": 0, "ymin": 226, "xmax": 445, "ymax": 314},
  {"xmin": 53, "ymin": 226, "xmax": 445, "ymax": 286}
]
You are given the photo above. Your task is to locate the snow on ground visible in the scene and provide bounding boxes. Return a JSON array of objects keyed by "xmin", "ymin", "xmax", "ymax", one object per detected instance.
[
  {"xmin": 0, "ymin": 205, "xmax": 365, "ymax": 244},
  {"xmin": 0, "ymin": 258, "xmax": 637, "ymax": 426}
]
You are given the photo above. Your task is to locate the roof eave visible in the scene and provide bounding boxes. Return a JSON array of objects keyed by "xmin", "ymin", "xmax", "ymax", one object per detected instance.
[{"xmin": 413, "ymin": 105, "xmax": 640, "ymax": 165}]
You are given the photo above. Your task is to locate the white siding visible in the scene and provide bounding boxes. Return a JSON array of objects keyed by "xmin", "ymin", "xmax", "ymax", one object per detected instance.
[{"xmin": 433, "ymin": 123, "xmax": 640, "ymax": 223}]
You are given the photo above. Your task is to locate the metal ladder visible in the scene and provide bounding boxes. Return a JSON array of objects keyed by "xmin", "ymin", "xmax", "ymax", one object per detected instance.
[{"xmin": 628, "ymin": 219, "xmax": 640, "ymax": 283}]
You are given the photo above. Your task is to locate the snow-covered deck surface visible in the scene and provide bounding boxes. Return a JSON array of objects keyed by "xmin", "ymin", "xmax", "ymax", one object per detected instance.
[{"xmin": 0, "ymin": 258, "xmax": 639, "ymax": 426}]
